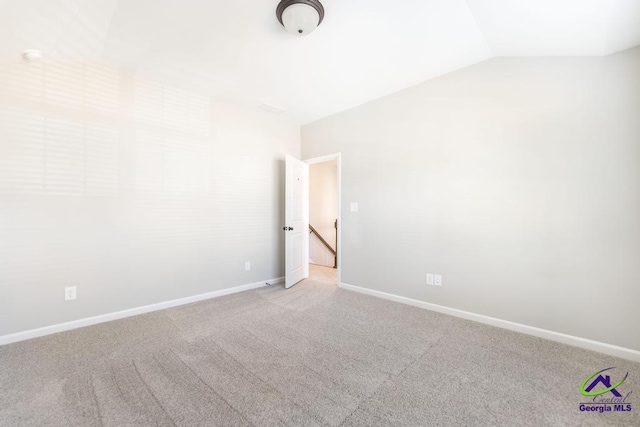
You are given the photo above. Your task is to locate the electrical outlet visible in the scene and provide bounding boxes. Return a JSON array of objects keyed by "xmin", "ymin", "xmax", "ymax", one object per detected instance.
[
  {"xmin": 65, "ymin": 286, "xmax": 77, "ymax": 301},
  {"xmin": 434, "ymin": 275, "xmax": 443, "ymax": 287},
  {"xmin": 245, "ymin": 261, "xmax": 251, "ymax": 271},
  {"xmin": 426, "ymin": 274, "xmax": 434, "ymax": 285}
]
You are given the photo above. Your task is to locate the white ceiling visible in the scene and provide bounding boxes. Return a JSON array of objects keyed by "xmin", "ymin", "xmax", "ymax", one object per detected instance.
[
  {"xmin": 0, "ymin": 0, "xmax": 638, "ymax": 124},
  {"xmin": 466, "ymin": 0, "xmax": 640, "ymax": 56}
]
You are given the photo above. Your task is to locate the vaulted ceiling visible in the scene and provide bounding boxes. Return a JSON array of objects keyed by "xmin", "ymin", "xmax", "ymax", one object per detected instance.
[{"xmin": 1, "ymin": 0, "xmax": 638, "ymax": 124}]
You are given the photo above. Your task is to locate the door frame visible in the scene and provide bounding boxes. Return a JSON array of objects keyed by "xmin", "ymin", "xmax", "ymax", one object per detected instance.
[{"xmin": 304, "ymin": 153, "xmax": 342, "ymax": 285}]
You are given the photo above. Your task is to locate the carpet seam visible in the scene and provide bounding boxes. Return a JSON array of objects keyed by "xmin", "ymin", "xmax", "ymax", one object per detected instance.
[
  {"xmin": 269, "ymin": 314, "xmax": 401, "ymax": 376},
  {"xmin": 336, "ymin": 322, "xmax": 452, "ymax": 426}
]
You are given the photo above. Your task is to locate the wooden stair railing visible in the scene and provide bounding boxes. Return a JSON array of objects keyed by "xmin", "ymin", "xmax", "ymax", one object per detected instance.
[{"xmin": 309, "ymin": 222, "xmax": 337, "ymax": 269}]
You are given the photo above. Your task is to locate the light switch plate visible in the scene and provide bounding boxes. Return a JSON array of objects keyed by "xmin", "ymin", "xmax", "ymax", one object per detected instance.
[
  {"xmin": 350, "ymin": 202, "xmax": 359, "ymax": 212},
  {"xmin": 426, "ymin": 274, "xmax": 434, "ymax": 285}
]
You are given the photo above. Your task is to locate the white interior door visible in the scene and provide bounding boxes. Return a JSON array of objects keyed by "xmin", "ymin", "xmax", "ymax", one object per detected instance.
[{"xmin": 284, "ymin": 155, "xmax": 309, "ymax": 289}]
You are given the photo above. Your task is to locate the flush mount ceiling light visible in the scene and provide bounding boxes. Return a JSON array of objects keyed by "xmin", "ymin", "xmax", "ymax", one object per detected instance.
[{"xmin": 276, "ymin": 0, "xmax": 325, "ymax": 37}]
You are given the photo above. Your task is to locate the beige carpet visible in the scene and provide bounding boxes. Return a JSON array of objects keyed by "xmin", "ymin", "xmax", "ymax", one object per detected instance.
[{"xmin": 1, "ymin": 265, "xmax": 638, "ymax": 426}]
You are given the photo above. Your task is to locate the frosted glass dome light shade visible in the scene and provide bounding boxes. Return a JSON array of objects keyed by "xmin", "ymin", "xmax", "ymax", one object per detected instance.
[
  {"xmin": 281, "ymin": 4, "xmax": 319, "ymax": 36},
  {"xmin": 277, "ymin": 0, "xmax": 325, "ymax": 37}
]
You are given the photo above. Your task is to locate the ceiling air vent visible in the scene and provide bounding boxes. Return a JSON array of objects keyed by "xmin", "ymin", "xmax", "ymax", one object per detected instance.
[{"xmin": 259, "ymin": 104, "xmax": 286, "ymax": 114}]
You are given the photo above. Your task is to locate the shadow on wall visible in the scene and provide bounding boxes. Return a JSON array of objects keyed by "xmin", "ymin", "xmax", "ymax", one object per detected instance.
[
  {"xmin": 0, "ymin": 59, "xmax": 297, "ymax": 337},
  {"xmin": 0, "ymin": 62, "xmax": 211, "ymax": 196}
]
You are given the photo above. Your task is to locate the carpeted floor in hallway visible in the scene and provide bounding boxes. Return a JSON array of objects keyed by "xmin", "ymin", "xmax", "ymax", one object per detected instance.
[{"xmin": 1, "ymin": 264, "xmax": 638, "ymax": 426}]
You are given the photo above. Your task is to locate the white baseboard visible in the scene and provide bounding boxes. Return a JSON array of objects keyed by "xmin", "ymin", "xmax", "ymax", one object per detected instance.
[
  {"xmin": 339, "ymin": 282, "xmax": 640, "ymax": 363},
  {"xmin": 0, "ymin": 277, "xmax": 284, "ymax": 346}
]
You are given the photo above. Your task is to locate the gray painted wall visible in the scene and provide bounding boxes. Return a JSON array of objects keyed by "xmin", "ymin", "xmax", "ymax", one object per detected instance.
[
  {"xmin": 302, "ymin": 47, "xmax": 640, "ymax": 351},
  {"xmin": 0, "ymin": 63, "xmax": 299, "ymax": 336}
]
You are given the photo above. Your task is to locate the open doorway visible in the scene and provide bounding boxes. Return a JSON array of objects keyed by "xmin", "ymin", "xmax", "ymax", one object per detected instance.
[{"xmin": 306, "ymin": 154, "xmax": 341, "ymax": 286}]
